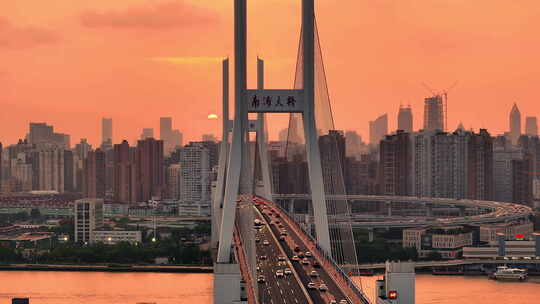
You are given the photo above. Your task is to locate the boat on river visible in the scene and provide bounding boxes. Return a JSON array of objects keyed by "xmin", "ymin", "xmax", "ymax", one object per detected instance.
[{"xmin": 489, "ymin": 266, "xmax": 527, "ymax": 281}]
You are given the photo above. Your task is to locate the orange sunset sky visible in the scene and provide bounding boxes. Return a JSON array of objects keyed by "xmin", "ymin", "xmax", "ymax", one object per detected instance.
[{"xmin": 1, "ymin": 0, "xmax": 540, "ymax": 146}]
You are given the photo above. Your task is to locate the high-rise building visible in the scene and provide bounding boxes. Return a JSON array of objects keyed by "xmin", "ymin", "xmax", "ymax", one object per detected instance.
[
  {"xmin": 74, "ymin": 198, "xmax": 104, "ymax": 243},
  {"xmin": 137, "ymin": 138, "xmax": 164, "ymax": 201},
  {"xmin": 518, "ymin": 135, "xmax": 540, "ymax": 182},
  {"xmin": 160, "ymin": 117, "xmax": 173, "ymax": 153},
  {"xmin": 512, "ymin": 155, "xmax": 533, "ymax": 205},
  {"xmin": 102, "ymin": 118, "xmax": 113, "ymax": 145},
  {"xmin": 493, "ymin": 146, "xmax": 532, "ymax": 205},
  {"xmin": 412, "ymin": 129, "xmax": 492, "ymax": 200},
  {"xmin": 397, "ymin": 105, "xmax": 413, "ymax": 133},
  {"xmin": 140, "ymin": 128, "xmax": 154, "ymax": 140},
  {"xmin": 344, "ymin": 154, "xmax": 379, "ymax": 195},
  {"xmin": 319, "ymin": 131, "xmax": 347, "ymax": 195},
  {"xmin": 74, "ymin": 138, "xmax": 92, "ymax": 160},
  {"xmin": 525, "ymin": 116, "xmax": 538, "ymax": 137},
  {"xmin": 33, "ymin": 148, "xmax": 65, "ymax": 192},
  {"xmin": 160, "ymin": 117, "xmax": 172, "ymax": 139},
  {"xmin": 28, "ymin": 123, "xmax": 53, "ymax": 145},
  {"xmin": 167, "ymin": 164, "xmax": 182, "ymax": 200},
  {"xmin": 509, "ymin": 103, "xmax": 521, "ymax": 145},
  {"xmin": 83, "ymin": 149, "xmax": 106, "ymax": 198},
  {"xmin": 64, "ymin": 150, "xmax": 75, "ymax": 192},
  {"xmin": 378, "ymin": 130, "xmax": 412, "ymax": 196},
  {"xmin": 11, "ymin": 153, "xmax": 32, "ymax": 192},
  {"xmin": 179, "ymin": 143, "xmax": 211, "ymax": 204},
  {"xmin": 27, "ymin": 122, "xmax": 70, "ymax": 149},
  {"xmin": 423, "ymin": 95, "xmax": 445, "ymax": 131},
  {"xmin": 467, "ymin": 129, "xmax": 493, "ymax": 200},
  {"xmin": 369, "ymin": 114, "xmax": 388, "ymax": 145},
  {"xmin": 113, "ymin": 140, "xmax": 138, "ymax": 203},
  {"xmin": 202, "ymin": 134, "xmax": 217, "ymax": 142},
  {"xmin": 172, "ymin": 130, "xmax": 183, "ymax": 149},
  {"xmin": 344, "ymin": 131, "xmax": 366, "ymax": 159}
]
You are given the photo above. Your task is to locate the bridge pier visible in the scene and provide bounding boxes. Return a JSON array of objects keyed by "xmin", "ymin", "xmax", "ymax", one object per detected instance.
[
  {"xmin": 368, "ymin": 228, "xmax": 374, "ymax": 242},
  {"xmin": 426, "ymin": 204, "xmax": 433, "ymax": 217},
  {"xmin": 386, "ymin": 201, "xmax": 392, "ymax": 217},
  {"xmin": 288, "ymin": 199, "xmax": 295, "ymax": 215},
  {"xmin": 458, "ymin": 206, "xmax": 465, "ymax": 217},
  {"xmin": 213, "ymin": 263, "xmax": 247, "ymax": 304},
  {"xmin": 376, "ymin": 261, "xmax": 415, "ymax": 304}
]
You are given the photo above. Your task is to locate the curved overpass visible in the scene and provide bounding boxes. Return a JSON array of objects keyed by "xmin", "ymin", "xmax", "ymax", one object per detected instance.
[{"xmin": 272, "ymin": 194, "xmax": 533, "ymax": 228}]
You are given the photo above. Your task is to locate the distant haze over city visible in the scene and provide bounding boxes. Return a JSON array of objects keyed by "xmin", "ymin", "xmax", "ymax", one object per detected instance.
[{"xmin": 2, "ymin": 1, "xmax": 540, "ymax": 145}]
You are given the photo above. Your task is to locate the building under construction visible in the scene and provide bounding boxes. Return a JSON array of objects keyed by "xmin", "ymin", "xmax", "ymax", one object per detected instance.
[{"xmin": 423, "ymin": 95, "xmax": 446, "ymax": 132}]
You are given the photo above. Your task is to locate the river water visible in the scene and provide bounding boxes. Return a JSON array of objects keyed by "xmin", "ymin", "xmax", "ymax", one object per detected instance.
[{"xmin": 1, "ymin": 271, "xmax": 540, "ymax": 303}]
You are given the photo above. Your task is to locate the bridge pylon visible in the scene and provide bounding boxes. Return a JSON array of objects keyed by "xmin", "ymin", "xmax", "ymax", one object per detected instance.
[
  {"xmin": 213, "ymin": 1, "xmax": 333, "ymax": 303},
  {"xmin": 215, "ymin": 0, "xmax": 332, "ymax": 264}
]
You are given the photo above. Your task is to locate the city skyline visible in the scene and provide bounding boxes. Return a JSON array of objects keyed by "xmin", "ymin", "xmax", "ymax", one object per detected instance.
[{"xmin": 2, "ymin": 1, "xmax": 540, "ymax": 145}]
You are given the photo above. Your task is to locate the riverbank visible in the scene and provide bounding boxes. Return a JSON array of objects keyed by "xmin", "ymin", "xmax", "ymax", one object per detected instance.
[{"xmin": 0, "ymin": 264, "xmax": 213, "ymax": 273}]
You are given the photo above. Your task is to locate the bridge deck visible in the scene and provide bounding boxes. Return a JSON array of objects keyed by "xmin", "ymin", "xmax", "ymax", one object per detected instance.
[{"xmin": 253, "ymin": 196, "xmax": 370, "ymax": 304}]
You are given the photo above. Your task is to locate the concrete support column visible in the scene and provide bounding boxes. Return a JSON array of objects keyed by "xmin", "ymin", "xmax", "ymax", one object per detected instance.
[
  {"xmin": 387, "ymin": 201, "xmax": 392, "ymax": 217},
  {"xmin": 288, "ymin": 199, "xmax": 295, "ymax": 214},
  {"xmin": 458, "ymin": 206, "xmax": 465, "ymax": 217},
  {"xmin": 534, "ymin": 232, "xmax": 540, "ymax": 257},
  {"xmin": 497, "ymin": 233, "xmax": 506, "ymax": 257},
  {"xmin": 368, "ymin": 228, "xmax": 374, "ymax": 242}
]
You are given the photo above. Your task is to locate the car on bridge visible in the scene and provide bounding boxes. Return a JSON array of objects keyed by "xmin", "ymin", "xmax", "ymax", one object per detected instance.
[
  {"xmin": 276, "ymin": 270, "xmax": 284, "ymax": 278},
  {"xmin": 302, "ymin": 258, "xmax": 310, "ymax": 265},
  {"xmin": 263, "ymin": 240, "xmax": 270, "ymax": 246},
  {"xmin": 319, "ymin": 284, "xmax": 328, "ymax": 292},
  {"xmin": 284, "ymin": 268, "xmax": 292, "ymax": 275},
  {"xmin": 278, "ymin": 255, "xmax": 286, "ymax": 261},
  {"xmin": 309, "ymin": 270, "xmax": 318, "ymax": 277},
  {"xmin": 307, "ymin": 282, "xmax": 316, "ymax": 289},
  {"xmin": 257, "ymin": 275, "xmax": 265, "ymax": 283}
]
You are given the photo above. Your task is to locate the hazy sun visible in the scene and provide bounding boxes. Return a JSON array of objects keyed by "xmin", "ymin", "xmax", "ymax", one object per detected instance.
[{"xmin": 208, "ymin": 114, "xmax": 218, "ymax": 119}]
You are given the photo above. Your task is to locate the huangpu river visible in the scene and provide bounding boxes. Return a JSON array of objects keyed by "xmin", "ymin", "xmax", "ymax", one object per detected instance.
[{"xmin": 2, "ymin": 271, "xmax": 540, "ymax": 303}]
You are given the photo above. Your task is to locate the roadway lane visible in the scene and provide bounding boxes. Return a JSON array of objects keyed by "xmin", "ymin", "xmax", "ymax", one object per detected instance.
[
  {"xmin": 252, "ymin": 207, "xmax": 311, "ymax": 304},
  {"xmin": 257, "ymin": 203, "xmax": 352, "ymax": 304}
]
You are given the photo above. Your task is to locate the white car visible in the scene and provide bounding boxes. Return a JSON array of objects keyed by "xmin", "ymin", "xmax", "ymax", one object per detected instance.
[
  {"xmin": 302, "ymin": 258, "xmax": 310, "ymax": 265},
  {"xmin": 319, "ymin": 284, "xmax": 328, "ymax": 292},
  {"xmin": 263, "ymin": 240, "xmax": 270, "ymax": 246},
  {"xmin": 276, "ymin": 270, "xmax": 284, "ymax": 278},
  {"xmin": 309, "ymin": 271, "xmax": 318, "ymax": 277},
  {"xmin": 278, "ymin": 255, "xmax": 286, "ymax": 261},
  {"xmin": 307, "ymin": 282, "xmax": 316, "ymax": 289},
  {"xmin": 339, "ymin": 300, "xmax": 348, "ymax": 304},
  {"xmin": 305, "ymin": 251, "xmax": 312, "ymax": 257},
  {"xmin": 284, "ymin": 268, "xmax": 292, "ymax": 275}
]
